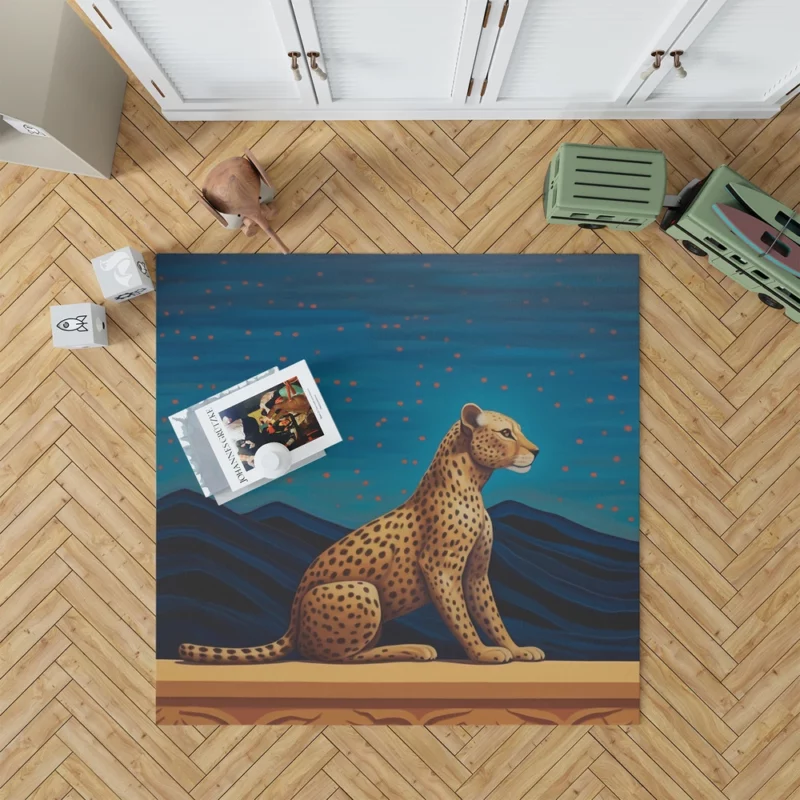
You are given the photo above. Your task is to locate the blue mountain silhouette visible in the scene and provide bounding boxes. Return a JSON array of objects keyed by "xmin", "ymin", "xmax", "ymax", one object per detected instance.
[{"xmin": 157, "ymin": 490, "xmax": 639, "ymax": 661}]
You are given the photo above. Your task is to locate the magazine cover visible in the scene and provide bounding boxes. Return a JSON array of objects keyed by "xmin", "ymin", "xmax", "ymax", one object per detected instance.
[{"xmin": 194, "ymin": 360, "xmax": 341, "ymax": 491}]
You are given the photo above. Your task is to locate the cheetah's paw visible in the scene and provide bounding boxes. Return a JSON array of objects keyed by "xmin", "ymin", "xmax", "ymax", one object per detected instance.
[
  {"xmin": 511, "ymin": 646, "xmax": 546, "ymax": 662},
  {"xmin": 472, "ymin": 646, "xmax": 514, "ymax": 664},
  {"xmin": 401, "ymin": 644, "xmax": 438, "ymax": 661}
]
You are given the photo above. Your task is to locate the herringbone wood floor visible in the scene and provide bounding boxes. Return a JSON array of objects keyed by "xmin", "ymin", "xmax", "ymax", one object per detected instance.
[{"xmin": 2, "ymin": 69, "xmax": 800, "ymax": 798}]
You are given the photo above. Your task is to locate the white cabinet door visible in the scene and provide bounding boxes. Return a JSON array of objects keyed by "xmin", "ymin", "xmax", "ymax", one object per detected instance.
[
  {"xmin": 76, "ymin": 0, "xmax": 316, "ymax": 113},
  {"xmin": 480, "ymin": 0, "xmax": 705, "ymax": 110},
  {"xmin": 633, "ymin": 0, "xmax": 800, "ymax": 109},
  {"xmin": 289, "ymin": 0, "xmax": 486, "ymax": 110}
]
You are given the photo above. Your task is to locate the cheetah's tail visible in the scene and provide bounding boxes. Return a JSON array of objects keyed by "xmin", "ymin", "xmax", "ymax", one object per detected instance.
[{"xmin": 178, "ymin": 629, "xmax": 294, "ymax": 664}]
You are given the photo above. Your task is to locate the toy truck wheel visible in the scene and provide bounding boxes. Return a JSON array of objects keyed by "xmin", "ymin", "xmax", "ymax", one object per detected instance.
[
  {"xmin": 578, "ymin": 223, "xmax": 606, "ymax": 230},
  {"xmin": 682, "ymin": 240, "xmax": 707, "ymax": 257},
  {"xmin": 758, "ymin": 293, "xmax": 784, "ymax": 310}
]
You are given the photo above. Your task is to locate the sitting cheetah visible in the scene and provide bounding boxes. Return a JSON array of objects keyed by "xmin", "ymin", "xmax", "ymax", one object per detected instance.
[{"xmin": 180, "ymin": 403, "xmax": 546, "ymax": 665}]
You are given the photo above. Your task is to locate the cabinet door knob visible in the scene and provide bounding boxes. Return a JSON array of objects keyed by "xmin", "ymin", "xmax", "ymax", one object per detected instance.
[
  {"xmin": 307, "ymin": 52, "xmax": 328, "ymax": 81},
  {"xmin": 670, "ymin": 50, "xmax": 687, "ymax": 79},
  {"xmin": 640, "ymin": 50, "xmax": 665, "ymax": 81},
  {"xmin": 288, "ymin": 52, "xmax": 302, "ymax": 81}
]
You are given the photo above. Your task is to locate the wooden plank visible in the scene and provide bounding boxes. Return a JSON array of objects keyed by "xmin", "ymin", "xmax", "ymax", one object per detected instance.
[
  {"xmin": 435, "ymin": 120, "xmax": 471, "ymax": 138},
  {"xmin": 0, "ymin": 555, "xmax": 70, "ymax": 642},
  {"xmin": 641, "ymin": 427, "xmax": 736, "ymax": 534},
  {"xmin": 454, "ymin": 121, "xmax": 540, "ymax": 192},
  {"xmin": 640, "ymin": 320, "xmax": 736, "ymax": 426},
  {"xmin": 321, "ymin": 173, "xmax": 416, "ymax": 254},
  {"xmin": 56, "ymin": 609, "xmax": 153, "ymax": 713},
  {"xmin": 666, "ymin": 119, "xmax": 735, "ymax": 170},
  {"xmin": 454, "ymin": 121, "xmax": 506, "ymax": 156},
  {"xmin": 0, "ymin": 518, "xmax": 71, "ymax": 607},
  {"xmin": 722, "ymin": 496, "xmax": 800, "ymax": 589},
  {"xmin": 640, "ymin": 463, "xmax": 735, "ymax": 572},
  {"xmin": 0, "ymin": 697, "xmax": 71, "ymax": 787},
  {"xmin": 722, "ymin": 424, "xmax": 800, "ymax": 515},
  {"xmin": 0, "ymin": 169, "xmax": 65, "ymax": 243},
  {"xmin": 641, "ymin": 536, "xmax": 736, "ymax": 644},
  {"xmin": 0, "ymin": 591, "xmax": 70, "ymax": 683},
  {"xmin": 0, "ymin": 669, "xmax": 70, "ymax": 754},
  {"xmin": 257, "ymin": 121, "xmax": 333, "ymax": 190},
  {"xmin": 322, "ymin": 208, "xmax": 382, "ymax": 254},
  {"xmin": 116, "ymin": 115, "xmax": 200, "ymax": 211},
  {"xmin": 400, "ymin": 121, "xmax": 469, "ymax": 174},
  {"xmin": 642, "ymin": 572, "xmax": 737, "ymax": 682},
  {"xmin": 56, "ymin": 499, "xmax": 154, "ymax": 610},
  {"xmin": 111, "ymin": 147, "xmax": 202, "ymax": 248},
  {"xmin": 488, "ymin": 730, "xmax": 597, "ymax": 800},
  {"xmin": 0, "ymin": 228, "xmax": 68, "ymax": 316},
  {"xmin": 56, "ymin": 717, "xmax": 158, "ymax": 800},
  {"xmin": 77, "ymin": 173, "xmax": 185, "ymax": 255},
  {"xmin": 724, "ymin": 553, "xmax": 800, "ymax": 660},
  {"xmin": 0, "ymin": 263, "xmax": 70, "ymax": 343},
  {"xmin": 56, "ymin": 463, "xmax": 154, "ymax": 575},
  {"xmin": 0, "ymin": 481, "xmax": 70, "ymax": 567},
  {"xmin": 56, "ymin": 547, "xmax": 153, "ymax": 656},
  {"xmin": 639, "ymin": 681, "xmax": 736, "ymax": 790},
  {"xmin": 0, "ymin": 626, "xmax": 70, "ymax": 717},
  {"xmin": 55, "ymin": 356, "xmax": 153, "ymax": 467},
  {"xmin": 122, "ymin": 84, "xmax": 202, "ymax": 175},
  {"xmin": 454, "ymin": 120, "xmax": 577, "ymax": 229},
  {"xmin": 729, "ymin": 95, "xmax": 800, "ymax": 178},
  {"xmin": 0, "ymin": 734, "xmax": 71, "ymax": 800},
  {"xmin": 606, "ymin": 232, "xmax": 736, "ymax": 359},
  {"xmin": 57, "ymin": 681, "xmax": 195, "ymax": 799},
  {"xmin": 326, "ymin": 125, "xmax": 464, "ymax": 248},
  {"xmin": 721, "ymin": 349, "xmax": 800, "ymax": 444},
  {"xmin": 0, "ymin": 162, "xmax": 36, "ymax": 205},
  {"xmin": 364, "ymin": 120, "xmax": 469, "ymax": 209},
  {"xmin": 187, "ymin": 121, "xmax": 239, "ymax": 157},
  {"xmin": 56, "ymin": 175, "xmax": 147, "ymax": 254},
  {"xmin": 640, "ymin": 638, "xmax": 737, "ymax": 746},
  {"xmin": 189, "ymin": 727, "xmax": 287, "ymax": 800},
  {"xmin": 640, "ymin": 356, "xmax": 735, "ymax": 463},
  {"xmin": 641, "ymin": 501, "xmax": 736, "ymax": 608},
  {"xmin": 0, "ymin": 193, "xmax": 69, "ymax": 280}
]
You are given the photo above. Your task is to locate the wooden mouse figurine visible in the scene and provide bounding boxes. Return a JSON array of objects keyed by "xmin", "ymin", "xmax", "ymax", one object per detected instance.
[{"xmin": 197, "ymin": 148, "xmax": 289, "ymax": 254}]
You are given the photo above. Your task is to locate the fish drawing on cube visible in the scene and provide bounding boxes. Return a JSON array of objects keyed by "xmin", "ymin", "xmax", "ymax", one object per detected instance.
[
  {"xmin": 50, "ymin": 303, "xmax": 107, "ymax": 349},
  {"xmin": 92, "ymin": 246, "xmax": 154, "ymax": 302}
]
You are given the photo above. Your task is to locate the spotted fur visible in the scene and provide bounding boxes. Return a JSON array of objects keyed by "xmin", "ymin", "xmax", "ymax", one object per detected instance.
[{"xmin": 179, "ymin": 403, "xmax": 546, "ymax": 664}]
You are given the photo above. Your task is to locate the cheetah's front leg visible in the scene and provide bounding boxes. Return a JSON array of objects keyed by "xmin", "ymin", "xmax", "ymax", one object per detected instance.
[
  {"xmin": 463, "ymin": 516, "xmax": 545, "ymax": 662},
  {"xmin": 420, "ymin": 542, "xmax": 513, "ymax": 664}
]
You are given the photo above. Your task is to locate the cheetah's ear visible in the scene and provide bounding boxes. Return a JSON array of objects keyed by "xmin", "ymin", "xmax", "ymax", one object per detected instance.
[{"xmin": 460, "ymin": 403, "xmax": 484, "ymax": 435}]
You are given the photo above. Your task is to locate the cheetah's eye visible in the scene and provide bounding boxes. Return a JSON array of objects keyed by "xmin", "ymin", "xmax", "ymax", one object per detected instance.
[{"xmin": 499, "ymin": 428, "xmax": 514, "ymax": 439}]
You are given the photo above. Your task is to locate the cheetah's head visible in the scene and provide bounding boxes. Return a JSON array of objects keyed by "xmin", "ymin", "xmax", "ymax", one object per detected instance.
[{"xmin": 460, "ymin": 403, "xmax": 540, "ymax": 473}]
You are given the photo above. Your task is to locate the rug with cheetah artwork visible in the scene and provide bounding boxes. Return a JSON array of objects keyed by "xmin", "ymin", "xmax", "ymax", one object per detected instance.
[{"xmin": 155, "ymin": 254, "xmax": 640, "ymax": 725}]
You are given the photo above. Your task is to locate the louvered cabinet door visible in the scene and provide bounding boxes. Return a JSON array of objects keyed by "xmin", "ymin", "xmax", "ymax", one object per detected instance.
[
  {"xmin": 479, "ymin": 0, "xmax": 706, "ymax": 110},
  {"xmin": 289, "ymin": 0, "xmax": 487, "ymax": 109},
  {"xmin": 633, "ymin": 0, "xmax": 800, "ymax": 110},
  {"xmin": 76, "ymin": 0, "xmax": 316, "ymax": 114}
]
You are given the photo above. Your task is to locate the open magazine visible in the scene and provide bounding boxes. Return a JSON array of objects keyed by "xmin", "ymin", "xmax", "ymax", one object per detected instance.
[{"xmin": 170, "ymin": 360, "xmax": 341, "ymax": 504}]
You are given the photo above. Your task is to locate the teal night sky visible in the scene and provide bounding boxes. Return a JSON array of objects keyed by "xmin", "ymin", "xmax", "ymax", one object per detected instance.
[{"xmin": 156, "ymin": 254, "xmax": 639, "ymax": 540}]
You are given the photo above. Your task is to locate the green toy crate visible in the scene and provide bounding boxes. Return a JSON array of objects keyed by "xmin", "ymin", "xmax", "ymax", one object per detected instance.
[
  {"xmin": 660, "ymin": 164, "xmax": 800, "ymax": 323},
  {"xmin": 544, "ymin": 143, "xmax": 667, "ymax": 231}
]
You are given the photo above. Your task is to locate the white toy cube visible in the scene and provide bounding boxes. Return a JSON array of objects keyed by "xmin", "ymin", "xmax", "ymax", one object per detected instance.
[
  {"xmin": 91, "ymin": 246, "xmax": 154, "ymax": 302},
  {"xmin": 50, "ymin": 303, "xmax": 108, "ymax": 349}
]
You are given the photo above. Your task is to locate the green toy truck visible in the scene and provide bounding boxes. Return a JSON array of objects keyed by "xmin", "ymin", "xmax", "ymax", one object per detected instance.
[
  {"xmin": 543, "ymin": 143, "xmax": 667, "ymax": 231},
  {"xmin": 660, "ymin": 165, "xmax": 800, "ymax": 323},
  {"xmin": 544, "ymin": 143, "xmax": 800, "ymax": 322}
]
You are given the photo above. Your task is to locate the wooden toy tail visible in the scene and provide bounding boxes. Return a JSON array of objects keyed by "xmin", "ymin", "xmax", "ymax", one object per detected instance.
[{"xmin": 254, "ymin": 215, "xmax": 290, "ymax": 254}]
